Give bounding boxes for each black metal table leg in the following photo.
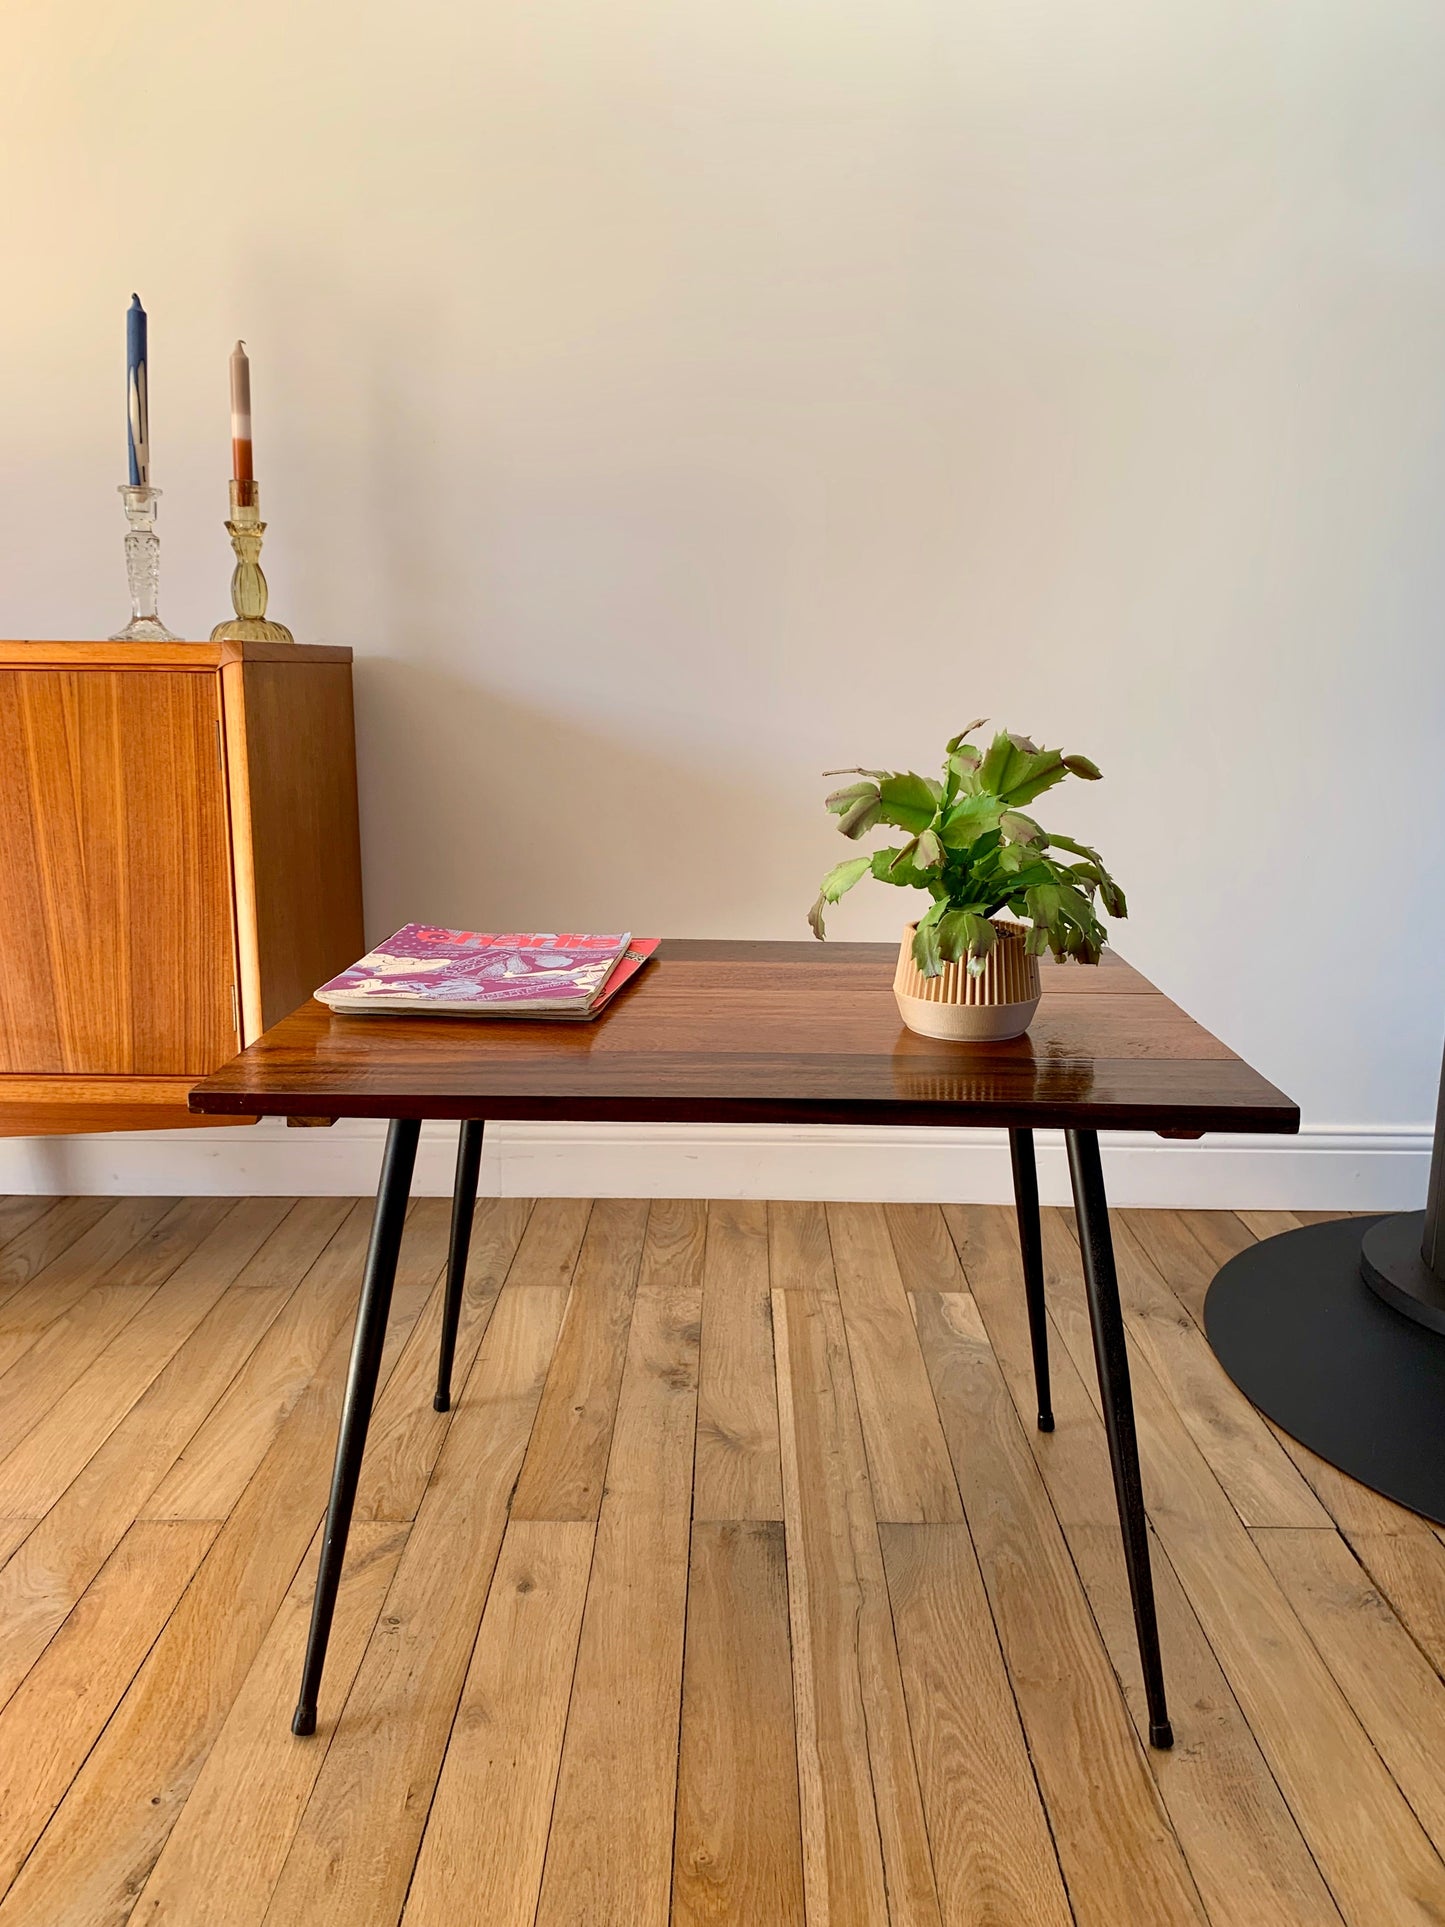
[292,1116,420,1736]
[435,1120,484,1412]
[1065,1127,1173,1750]
[1008,1127,1054,1432]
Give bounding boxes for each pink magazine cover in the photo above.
[316,927,630,1011]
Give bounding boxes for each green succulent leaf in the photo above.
[877,771,941,834]
[824,780,879,815]
[946,746,982,794]
[939,793,1003,848]
[1045,833,1102,863]
[807,855,872,938]
[913,828,945,870]
[944,720,988,753]
[937,909,996,967]
[868,846,929,890]
[836,796,884,839]
[999,809,1043,844]
[911,899,947,977]
[819,855,872,900]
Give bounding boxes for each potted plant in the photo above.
[808,722,1127,1040]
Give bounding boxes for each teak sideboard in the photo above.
[0,639,364,1136]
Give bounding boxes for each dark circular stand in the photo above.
[1205,1215,1445,1526]
[1360,1209,1445,1333]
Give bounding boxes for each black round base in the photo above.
[1360,1211,1445,1334]
[1205,1216,1445,1527]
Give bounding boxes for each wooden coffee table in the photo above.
[190,940,1297,1748]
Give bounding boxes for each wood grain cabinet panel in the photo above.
[0,641,363,1134]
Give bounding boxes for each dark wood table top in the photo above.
[189,940,1297,1135]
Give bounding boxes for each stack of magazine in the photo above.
[315,927,659,1022]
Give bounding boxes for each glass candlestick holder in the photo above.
[210,479,294,643]
[109,484,181,641]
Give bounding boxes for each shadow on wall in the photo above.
[350,656,803,944]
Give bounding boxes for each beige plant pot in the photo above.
[894,920,1042,1041]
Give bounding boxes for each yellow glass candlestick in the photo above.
[211,479,294,643]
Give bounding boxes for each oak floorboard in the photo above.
[0,1196,229,1444]
[1037,1211,1445,1927]
[1066,1208,1330,1528]
[534,1285,701,1927]
[0,1194,1438,1927]
[1344,1528,1445,1678]
[0,1518,218,1894]
[880,1521,1072,1927]
[1255,1527,1445,1853]
[774,1288,942,1927]
[912,1288,1206,1927]
[261,1286,569,1927]
[0,1195,115,1291]
[511,1196,649,1520]
[138,1200,369,1522]
[885,1201,969,1294]
[352,1195,531,1522]
[0,1197,293,1517]
[956,1210,1343,1927]
[0,1230,436,1927]
[641,1196,709,1294]
[0,1521,33,1568]
[693,1200,782,1522]
[1233,1210,1304,1239]
[767,1199,836,1293]
[0,1195,171,1327]
[0,1276,298,1715]
[506,1195,593,1286]
[130,1523,406,1927]
[1122,1207,1252,1327]
[402,1520,593,1927]
[0,1194,66,1259]
[672,1521,805,1927]
[827,1202,963,1525]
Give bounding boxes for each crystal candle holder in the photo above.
[110,484,181,642]
[211,479,294,643]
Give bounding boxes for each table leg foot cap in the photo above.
[1150,1720,1174,1750]
[1037,1412,1055,1432]
[292,1705,317,1737]
[433,1392,451,1413]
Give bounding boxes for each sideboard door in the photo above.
[0,669,237,1074]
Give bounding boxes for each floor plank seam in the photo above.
[1243,1528,1445,1888]
[1146,1526,1347,1927]
[1340,1532,1445,1693]
[499,1274,599,1927]
[928,1217,1084,1924]
[0,1520,224,1914]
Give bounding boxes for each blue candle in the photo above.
[126,293,149,486]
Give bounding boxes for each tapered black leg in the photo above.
[1009,1127,1054,1432]
[1065,1127,1173,1750]
[292,1116,420,1736]
[435,1120,484,1412]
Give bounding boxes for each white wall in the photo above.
[2,0,1443,1201]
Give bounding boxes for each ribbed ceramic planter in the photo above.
[894,919,1041,1041]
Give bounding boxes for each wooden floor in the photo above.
[0,1195,1442,1925]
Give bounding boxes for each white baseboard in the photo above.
[0,1118,1430,1211]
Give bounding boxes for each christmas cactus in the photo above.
[808,722,1126,977]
